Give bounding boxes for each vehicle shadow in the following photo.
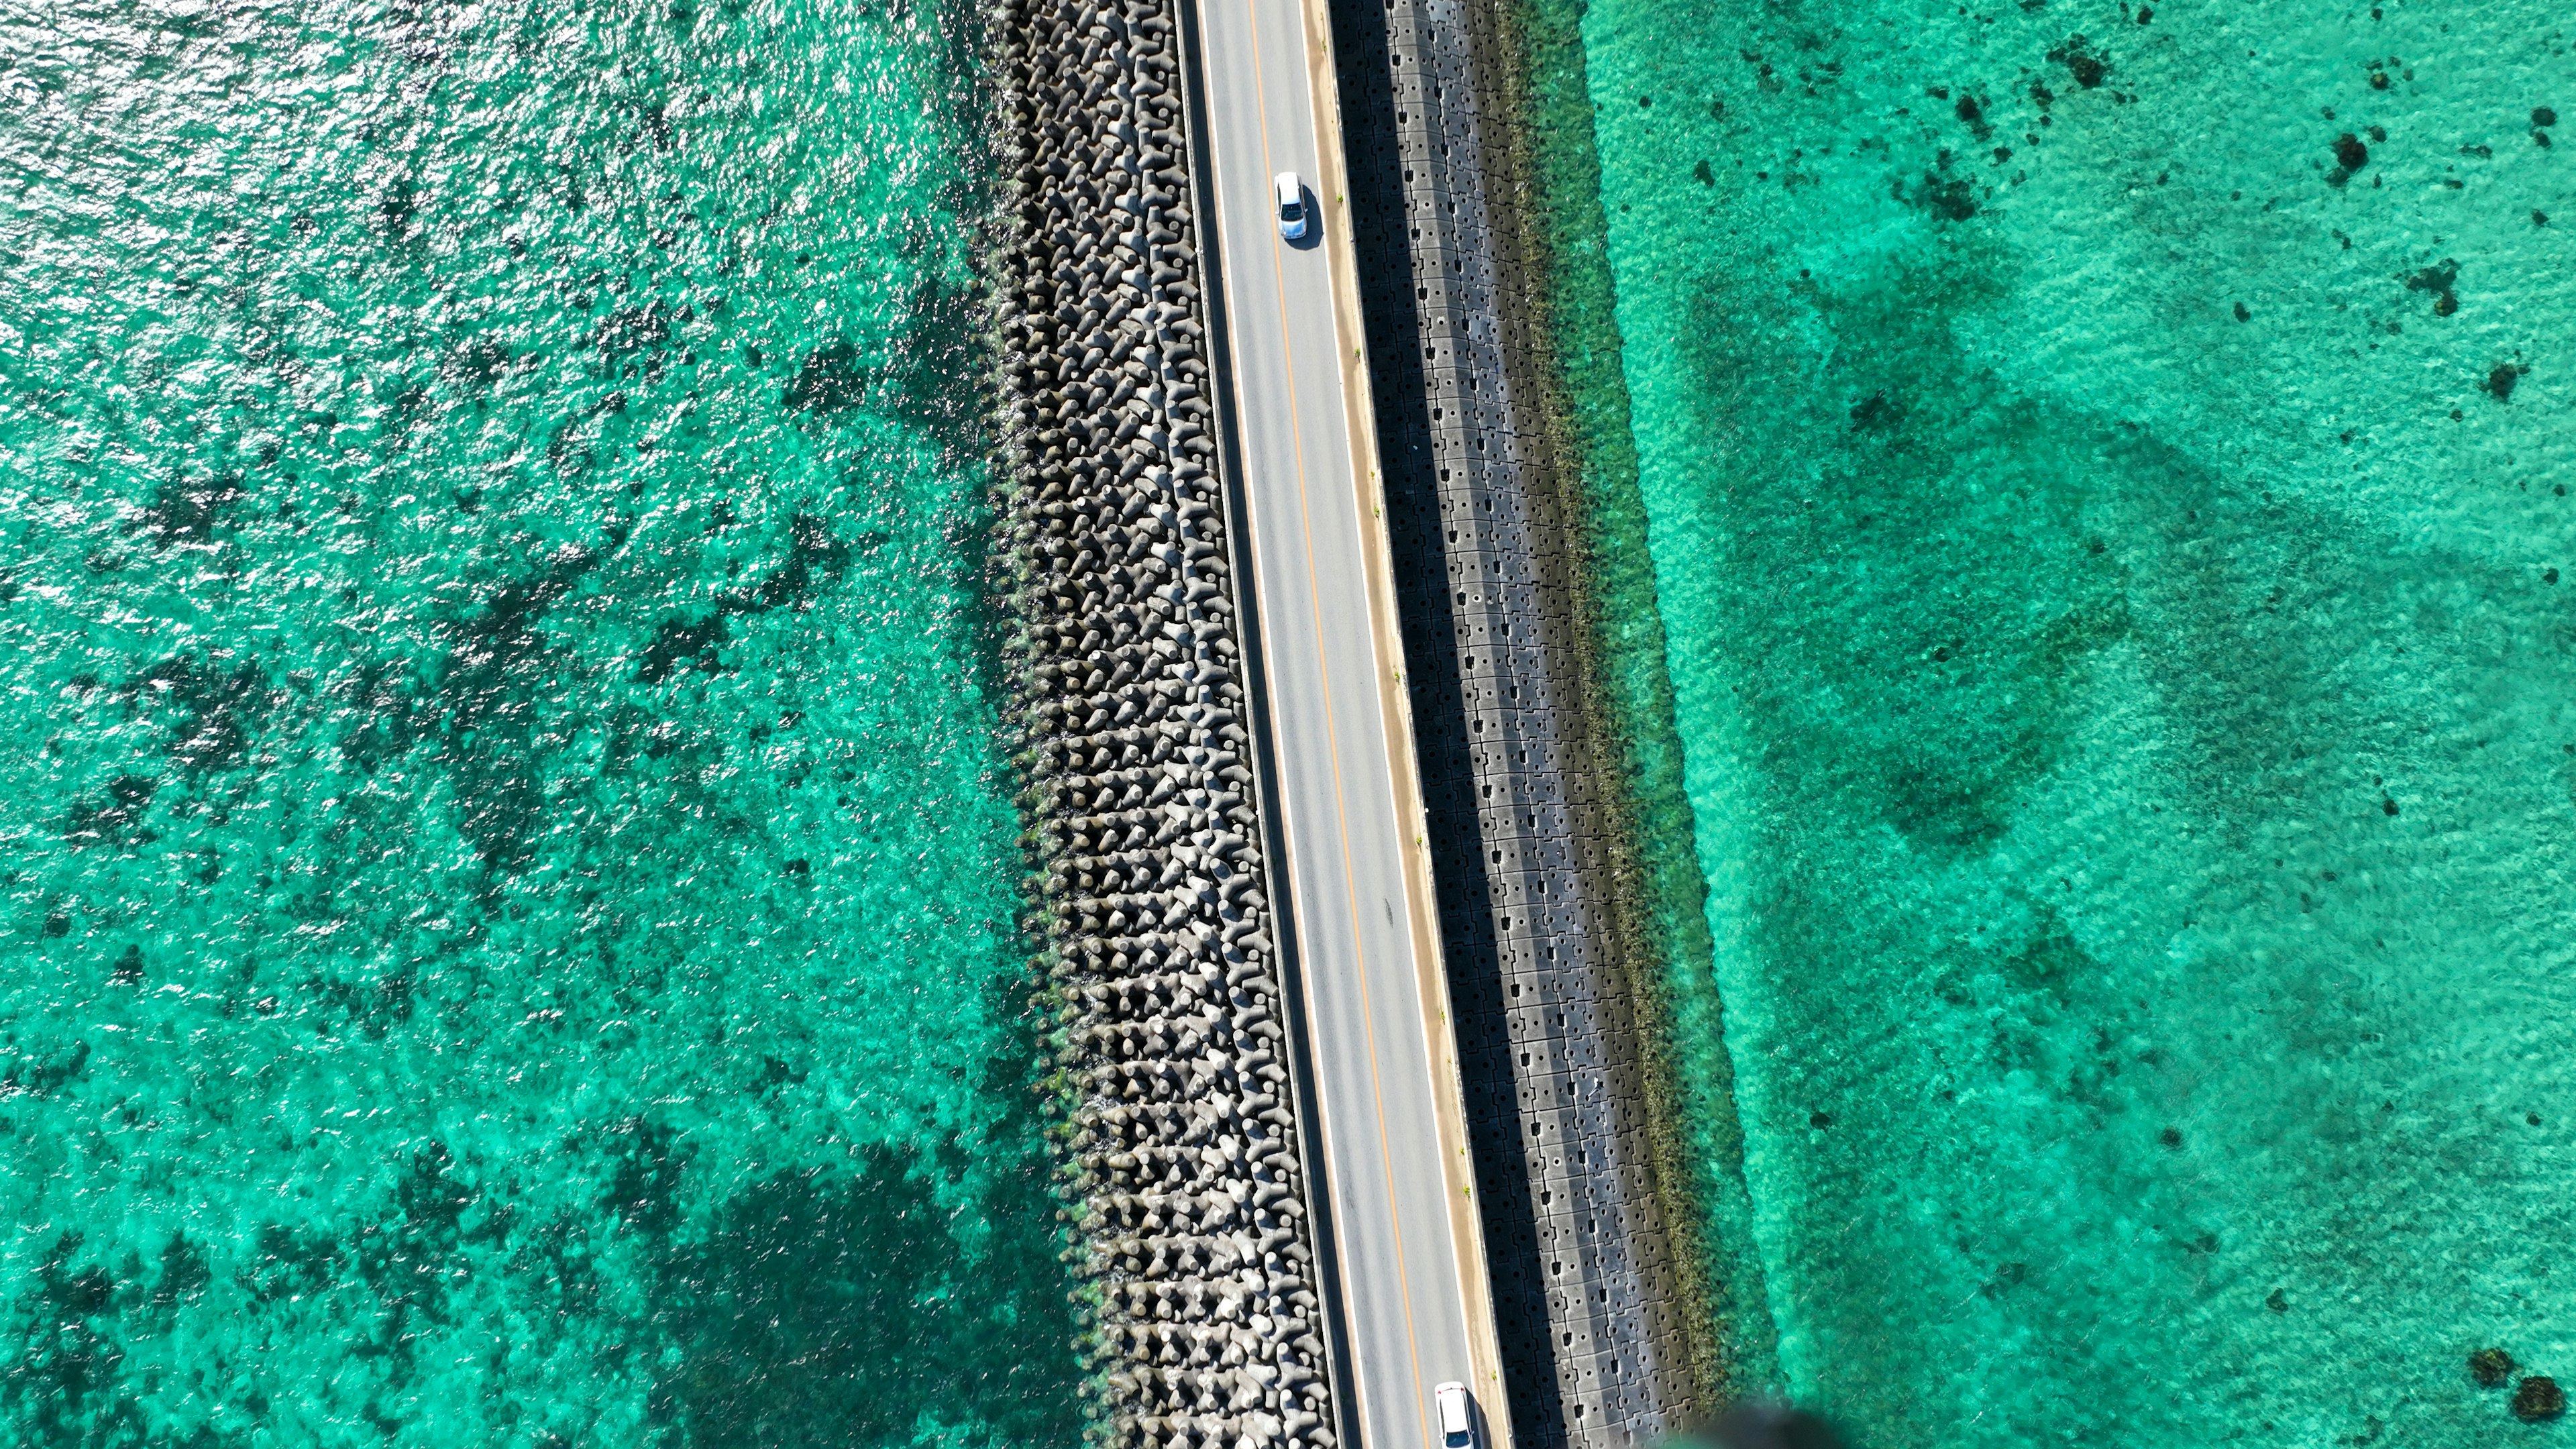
[1286,186,1323,251]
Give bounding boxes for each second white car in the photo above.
[1434,1382,1474,1449]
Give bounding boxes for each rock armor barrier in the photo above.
[983,5,1340,1449]
[1322,0,1717,1441]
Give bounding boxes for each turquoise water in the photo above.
[0,1,1083,1444]
[1551,0,2576,1442]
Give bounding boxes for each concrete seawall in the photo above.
[1322,0,1715,1442]
[982,4,1340,1448]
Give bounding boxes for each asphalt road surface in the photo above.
[1186,3,1499,1449]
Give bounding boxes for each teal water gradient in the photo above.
[1555,0,2576,1442]
[0,1,1083,1444]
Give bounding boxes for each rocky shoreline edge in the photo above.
[980,3,1340,1449]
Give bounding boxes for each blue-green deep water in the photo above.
[0,0,1085,1444]
[1540,0,2576,1442]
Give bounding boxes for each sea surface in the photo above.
[1538,0,2576,1443]
[0,1,1084,1444]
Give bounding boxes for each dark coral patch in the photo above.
[747,513,850,610]
[2404,259,2459,317]
[2473,1348,2518,1387]
[437,543,601,871]
[1849,390,1903,431]
[127,474,248,550]
[595,302,674,361]
[784,338,867,414]
[639,614,732,683]
[61,773,158,848]
[1955,93,1991,140]
[443,336,513,392]
[645,1142,1083,1449]
[1915,172,1981,221]
[5,1234,145,1442]
[121,653,274,775]
[635,513,849,684]
[2047,36,2110,89]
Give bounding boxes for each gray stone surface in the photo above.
[1323,0,1705,1443]
[985,4,1339,1446]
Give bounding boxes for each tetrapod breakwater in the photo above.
[983,4,1340,1449]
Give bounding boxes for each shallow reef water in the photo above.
[1551,0,2576,1442]
[0,0,1084,1444]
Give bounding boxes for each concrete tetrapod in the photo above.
[985,2,1338,1448]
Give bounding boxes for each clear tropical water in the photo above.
[1539,0,2576,1442]
[0,1,1083,1444]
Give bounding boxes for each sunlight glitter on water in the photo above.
[0,1,1085,1444]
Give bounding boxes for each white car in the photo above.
[1275,170,1309,239]
[1434,1381,1474,1449]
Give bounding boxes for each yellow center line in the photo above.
[1230,1,1434,1445]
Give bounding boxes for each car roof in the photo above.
[1274,170,1299,199]
[1436,1383,1470,1430]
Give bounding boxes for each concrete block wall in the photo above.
[1325,0,1703,1444]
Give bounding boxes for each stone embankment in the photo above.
[984,5,1339,1449]
[1328,0,1716,1441]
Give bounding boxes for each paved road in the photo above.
[1184,3,1507,1449]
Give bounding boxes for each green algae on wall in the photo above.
[1564,0,2576,1442]
[1499,0,1786,1400]
[0,0,1084,1444]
